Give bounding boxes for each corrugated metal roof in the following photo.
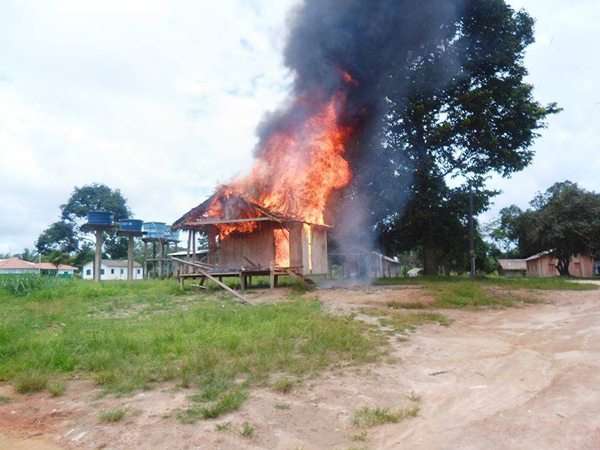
[498,259,527,271]
[525,250,555,261]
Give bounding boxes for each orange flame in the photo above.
[206,78,354,238]
[274,228,291,267]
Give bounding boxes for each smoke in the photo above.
[256,0,466,255]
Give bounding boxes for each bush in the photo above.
[0,275,68,296]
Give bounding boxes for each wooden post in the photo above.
[269,263,275,289]
[158,241,164,278]
[164,242,169,277]
[143,241,148,279]
[152,242,157,278]
[94,229,103,283]
[127,235,134,281]
[186,230,192,274]
[240,272,246,293]
[192,231,197,264]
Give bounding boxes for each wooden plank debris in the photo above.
[171,257,249,304]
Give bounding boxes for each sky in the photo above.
[0,0,598,254]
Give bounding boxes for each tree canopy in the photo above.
[369,0,559,273]
[36,184,132,265]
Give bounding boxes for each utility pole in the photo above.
[469,187,476,278]
[94,229,104,283]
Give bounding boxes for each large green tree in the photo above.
[373,0,559,274]
[493,181,600,276]
[36,184,132,263]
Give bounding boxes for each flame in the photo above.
[274,228,291,267]
[205,74,355,239]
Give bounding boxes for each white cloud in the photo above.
[0,0,298,253]
[483,0,600,224]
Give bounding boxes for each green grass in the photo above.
[0,275,68,296]
[375,275,598,291]
[352,405,419,428]
[0,279,380,413]
[0,395,11,404]
[374,276,597,310]
[429,282,517,308]
[99,408,126,423]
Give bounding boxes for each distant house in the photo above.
[0,258,77,277]
[82,260,144,281]
[498,259,527,277]
[0,258,40,275]
[525,251,594,278]
[36,263,77,277]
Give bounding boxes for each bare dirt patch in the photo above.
[2,287,600,449]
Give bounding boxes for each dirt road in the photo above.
[1,288,599,449]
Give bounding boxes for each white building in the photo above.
[82,260,144,281]
[0,258,77,277]
[0,258,40,275]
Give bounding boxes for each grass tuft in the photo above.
[406,391,421,402]
[352,405,419,428]
[240,422,255,438]
[215,422,232,432]
[0,395,11,404]
[179,387,248,423]
[15,373,48,394]
[48,381,66,397]
[351,431,368,442]
[272,377,295,394]
[99,408,126,423]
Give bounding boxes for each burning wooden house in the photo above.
[172,191,330,290]
[170,71,358,298]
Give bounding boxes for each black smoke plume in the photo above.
[256,0,466,257]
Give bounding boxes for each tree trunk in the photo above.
[423,241,438,276]
[556,256,570,277]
